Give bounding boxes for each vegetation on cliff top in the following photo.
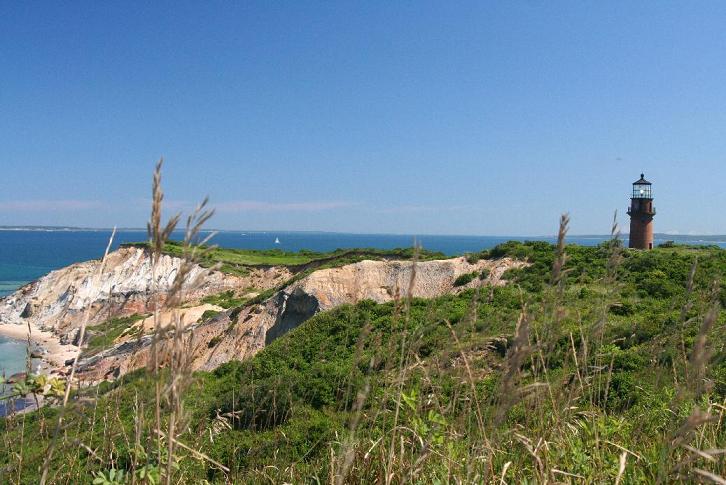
[121,240,448,276]
[2,235,724,483]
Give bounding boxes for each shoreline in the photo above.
[0,322,77,376]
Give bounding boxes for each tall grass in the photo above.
[0,163,723,483]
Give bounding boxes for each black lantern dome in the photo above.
[632,173,652,199]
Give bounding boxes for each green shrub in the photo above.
[453,272,478,287]
[636,270,678,298]
[713,362,726,399]
[465,253,480,264]
[85,314,146,354]
[202,290,249,309]
[609,300,634,316]
[200,309,221,322]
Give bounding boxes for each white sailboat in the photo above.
[274,237,280,244]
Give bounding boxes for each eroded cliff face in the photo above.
[0,245,525,382]
[76,256,525,380]
[0,247,290,341]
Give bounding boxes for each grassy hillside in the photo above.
[1,240,725,483]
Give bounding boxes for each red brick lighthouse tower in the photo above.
[627,174,656,249]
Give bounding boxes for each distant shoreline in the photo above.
[2,226,726,239]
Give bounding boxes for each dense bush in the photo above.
[453,271,477,287]
[200,309,221,321]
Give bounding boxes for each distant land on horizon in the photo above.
[0,225,725,240]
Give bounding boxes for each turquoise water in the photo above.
[0,336,28,377]
[0,336,31,415]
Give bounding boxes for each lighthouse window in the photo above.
[633,184,652,198]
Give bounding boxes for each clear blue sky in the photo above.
[1,2,725,235]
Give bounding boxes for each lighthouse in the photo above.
[627,174,656,249]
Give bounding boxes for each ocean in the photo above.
[0,335,34,415]
[1,228,725,381]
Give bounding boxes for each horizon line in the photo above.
[0,225,724,239]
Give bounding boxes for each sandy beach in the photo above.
[0,322,78,375]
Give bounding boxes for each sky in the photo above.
[1,2,726,236]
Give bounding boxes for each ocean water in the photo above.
[0,335,33,415]
[1,228,725,387]
[0,335,28,377]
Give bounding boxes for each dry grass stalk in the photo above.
[689,283,721,397]
[535,213,571,420]
[149,180,217,484]
[679,259,699,366]
[445,321,487,439]
[615,451,627,485]
[39,226,117,485]
[154,429,229,474]
[550,213,570,291]
[693,468,726,485]
[334,324,374,484]
[147,158,181,470]
[591,211,622,344]
[495,308,532,426]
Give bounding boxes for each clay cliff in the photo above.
[0,247,289,343]
[0,247,524,382]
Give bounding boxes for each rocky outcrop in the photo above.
[0,247,290,342]
[76,256,525,380]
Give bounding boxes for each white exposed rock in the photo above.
[0,246,288,340]
[290,256,517,310]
